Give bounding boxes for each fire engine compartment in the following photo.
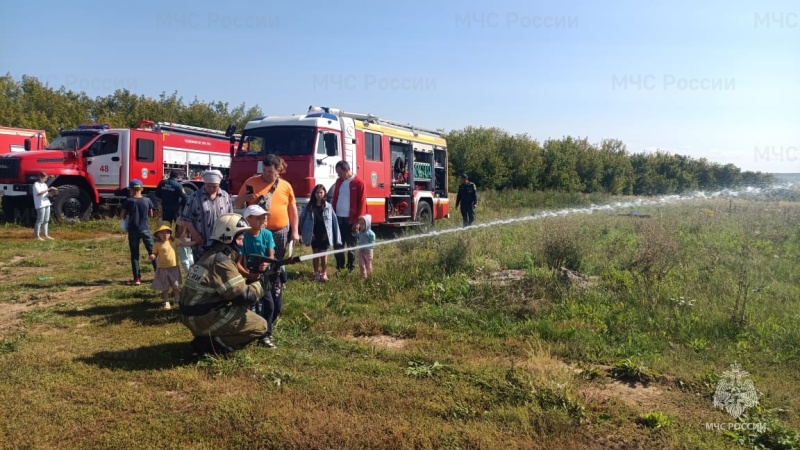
[387,142,447,220]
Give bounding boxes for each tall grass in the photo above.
[0,191,798,449]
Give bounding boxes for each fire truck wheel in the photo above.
[1,197,16,222]
[52,185,93,223]
[415,201,433,233]
[1,197,34,225]
[147,192,162,214]
[181,183,197,197]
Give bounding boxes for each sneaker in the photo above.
[133,277,141,286]
[162,301,171,310]
[257,336,276,348]
[314,272,321,281]
[321,272,329,282]
[36,236,45,241]
[44,236,54,240]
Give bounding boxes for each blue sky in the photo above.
[2,0,798,173]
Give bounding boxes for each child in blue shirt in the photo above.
[239,205,279,348]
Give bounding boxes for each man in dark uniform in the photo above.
[455,173,478,227]
[178,213,271,356]
[155,170,188,224]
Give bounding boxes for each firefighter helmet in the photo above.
[211,213,250,245]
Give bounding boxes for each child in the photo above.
[356,214,376,279]
[176,225,195,274]
[299,184,341,281]
[149,223,194,309]
[32,171,57,240]
[120,179,156,285]
[239,204,280,348]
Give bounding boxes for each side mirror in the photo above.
[229,135,237,158]
[225,124,236,137]
[24,139,31,151]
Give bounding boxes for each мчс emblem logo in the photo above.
[713,363,759,419]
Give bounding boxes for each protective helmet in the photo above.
[211,213,250,245]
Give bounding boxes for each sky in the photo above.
[1,0,798,173]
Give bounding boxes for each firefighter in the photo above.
[178,213,271,356]
[154,169,187,225]
[455,174,478,227]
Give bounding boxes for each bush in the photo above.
[540,219,584,271]
[625,221,682,281]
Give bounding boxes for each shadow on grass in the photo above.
[77,342,197,371]
[58,296,179,327]
[18,279,117,289]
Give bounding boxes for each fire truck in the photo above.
[0,126,48,154]
[228,105,449,229]
[0,120,235,223]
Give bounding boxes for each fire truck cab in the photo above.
[228,106,449,229]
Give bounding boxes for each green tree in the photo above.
[542,137,585,192]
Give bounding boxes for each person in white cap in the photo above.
[177,169,232,260]
[238,204,282,348]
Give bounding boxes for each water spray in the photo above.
[276,184,800,265]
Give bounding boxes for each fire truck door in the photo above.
[314,130,339,192]
[85,133,120,188]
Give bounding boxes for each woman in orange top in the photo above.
[233,154,300,261]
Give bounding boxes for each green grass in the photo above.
[0,191,798,448]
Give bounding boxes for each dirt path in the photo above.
[0,240,121,336]
[0,285,107,335]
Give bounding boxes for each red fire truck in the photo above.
[0,120,235,223]
[228,106,449,229]
[0,126,48,154]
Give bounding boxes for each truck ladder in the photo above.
[152,122,230,139]
[307,106,443,139]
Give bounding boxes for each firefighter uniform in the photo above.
[155,174,187,223]
[178,214,268,355]
[455,174,478,227]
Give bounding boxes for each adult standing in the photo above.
[32,171,57,240]
[455,173,478,227]
[331,160,366,272]
[155,169,188,224]
[178,170,232,261]
[233,154,299,261]
[120,179,157,285]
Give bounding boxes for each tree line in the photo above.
[447,127,774,195]
[0,74,262,137]
[1,73,774,195]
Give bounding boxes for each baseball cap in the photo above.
[460,174,468,179]
[129,179,144,188]
[243,204,270,219]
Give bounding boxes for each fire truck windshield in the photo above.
[238,126,316,156]
[46,134,96,151]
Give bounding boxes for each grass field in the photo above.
[0,189,798,449]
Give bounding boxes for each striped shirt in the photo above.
[179,189,232,250]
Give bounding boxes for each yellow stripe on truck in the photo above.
[354,122,446,147]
